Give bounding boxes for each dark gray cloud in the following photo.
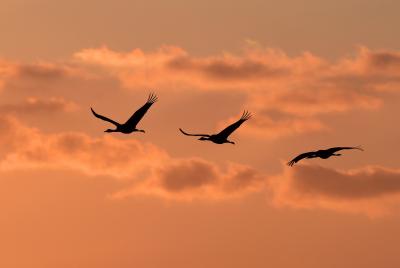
[367,51,400,69]
[17,64,69,80]
[0,97,77,114]
[166,56,288,80]
[157,160,218,192]
[283,165,400,200]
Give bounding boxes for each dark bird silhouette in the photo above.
[179,110,252,144]
[91,93,158,134]
[287,146,363,166]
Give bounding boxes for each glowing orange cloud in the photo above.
[74,46,396,138]
[1,46,397,139]
[0,116,168,177]
[0,116,266,200]
[2,115,400,215]
[115,158,266,200]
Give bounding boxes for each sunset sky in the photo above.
[2,0,400,267]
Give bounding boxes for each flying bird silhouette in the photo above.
[179,110,252,144]
[287,146,363,166]
[91,93,158,134]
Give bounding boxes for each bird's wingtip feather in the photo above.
[241,110,252,120]
[147,92,158,103]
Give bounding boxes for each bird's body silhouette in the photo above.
[91,93,157,134]
[287,146,363,166]
[179,111,251,144]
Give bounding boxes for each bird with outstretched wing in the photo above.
[179,110,252,144]
[91,92,158,134]
[287,146,363,166]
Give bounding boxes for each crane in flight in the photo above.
[91,93,158,134]
[287,146,363,166]
[179,110,252,145]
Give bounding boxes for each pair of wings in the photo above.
[91,93,158,127]
[179,110,252,139]
[287,146,363,166]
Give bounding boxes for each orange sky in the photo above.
[1,0,400,267]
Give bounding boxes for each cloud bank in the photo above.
[74,45,398,137]
[2,45,400,216]
[2,115,400,215]
[0,115,266,200]
[1,45,398,139]
[271,164,400,216]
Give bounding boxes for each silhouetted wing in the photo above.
[325,146,364,154]
[287,151,316,166]
[179,128,210,137]
[215,110,252,138]
[91,108,119,126]
[125,93,158,127]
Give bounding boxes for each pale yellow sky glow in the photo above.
[1,1,400,267]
